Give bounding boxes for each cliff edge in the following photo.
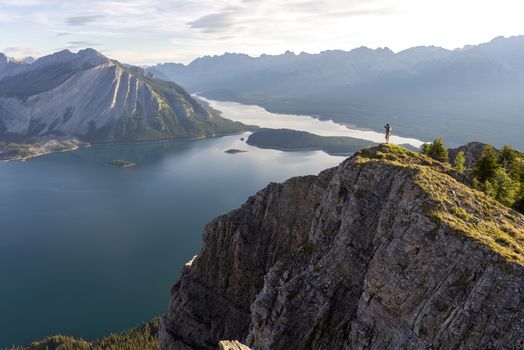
[160,144,524,350]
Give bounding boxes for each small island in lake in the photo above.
[225,149,247,154]
[105,159,137,168]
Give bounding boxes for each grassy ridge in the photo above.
[357,144,524,266]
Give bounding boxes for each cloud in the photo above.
[1,0,523,66]
[0,0,56,5]
[188,12,235,33]
[2,46,40,57]
[185,1,398,35]
[65,15,103,26]
[66,40,101,49]
[0,10,16,23]
[319,6,399,19]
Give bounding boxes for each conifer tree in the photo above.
[474,145,499,183]
[492,167,519,206]
[421,138,449,162]
[455,151,466,173]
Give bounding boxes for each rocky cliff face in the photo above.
[0,49,245,142]
[160,144,524,350]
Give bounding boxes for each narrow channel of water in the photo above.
[201,97,425,148]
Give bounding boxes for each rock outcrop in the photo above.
[160,144,524,350]
[218,341,251,350]
[448,142,490,167]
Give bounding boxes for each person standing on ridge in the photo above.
[384,123,392,144]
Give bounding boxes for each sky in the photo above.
[1,0,524,65]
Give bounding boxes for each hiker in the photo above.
[384,123,392,144]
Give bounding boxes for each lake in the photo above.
[201,97,425,148]
[0,132,342,347]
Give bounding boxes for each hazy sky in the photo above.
[1,0,523,65]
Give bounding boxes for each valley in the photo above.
[2,36,524,350]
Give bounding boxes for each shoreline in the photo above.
[0,140,89,163]
[247,144,350,156]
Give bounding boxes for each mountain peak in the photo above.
[0,52,20,64]
[30,48,109,70]
[0,48,248,143]
[488,34,524,44]
[29,49,74,68]
[75,48,110,67]
[76,48,107,59]
[15,56,35,64]
[0,53,28,80]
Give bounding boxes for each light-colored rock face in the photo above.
[0,49,243,142]
[160,145,524,350]
[1,63,158,135]
[218,340,251,350]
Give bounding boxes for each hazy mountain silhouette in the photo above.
[150,36,524,149]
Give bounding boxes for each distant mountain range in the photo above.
[0,49,246,143]
[149,36,524,149]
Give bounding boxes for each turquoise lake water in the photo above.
[0,132,342,347]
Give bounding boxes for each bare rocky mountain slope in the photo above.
[160,144,524,350]
[0,49,245,143]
